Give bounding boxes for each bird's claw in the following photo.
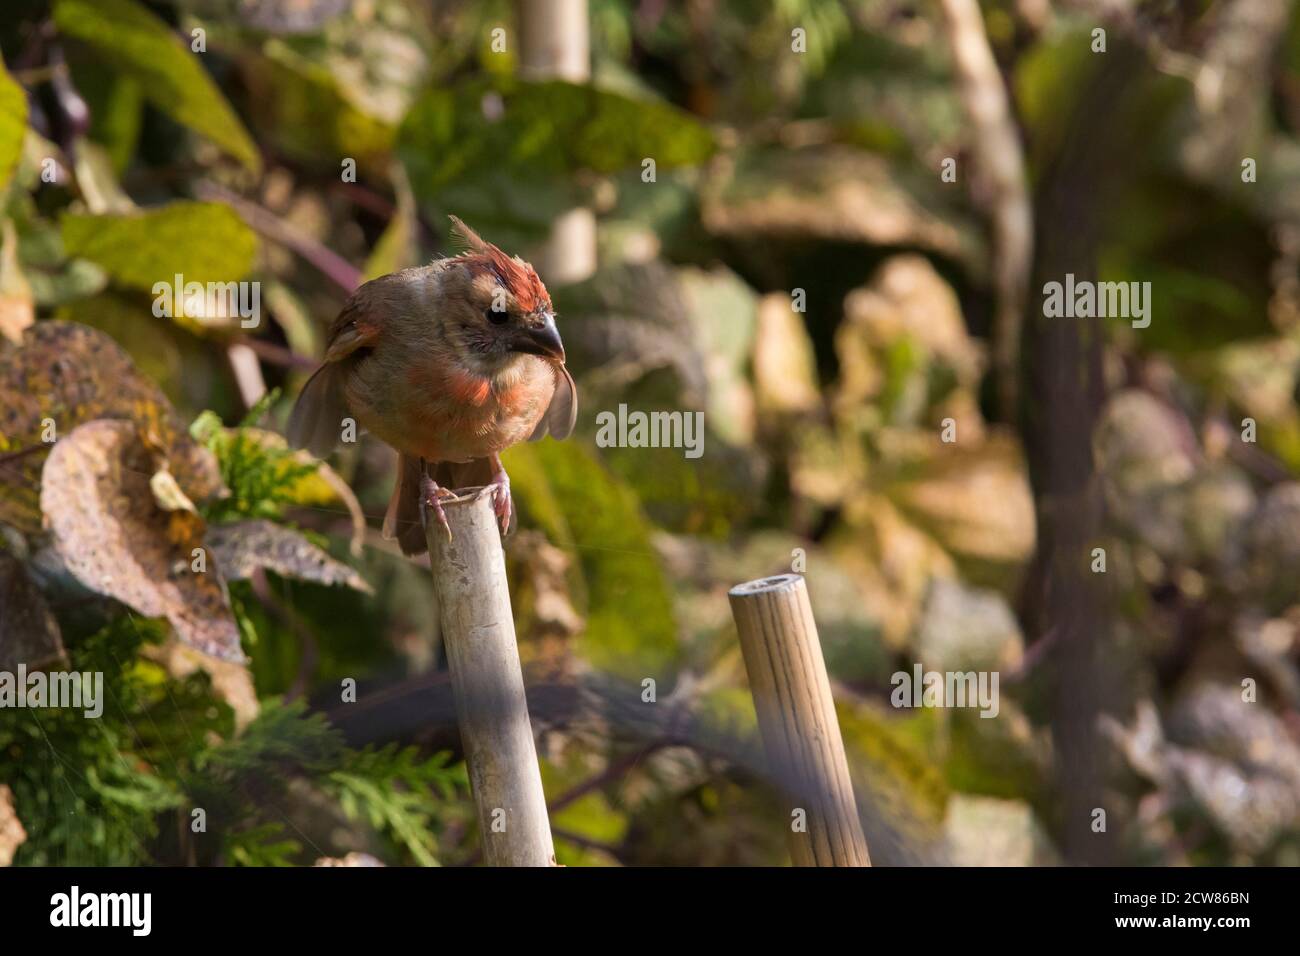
[419,473,456,542]
[487,470,512,536]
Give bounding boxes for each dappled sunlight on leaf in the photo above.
[52,0,261,172]
[40,420,244,661]
[206,518,371,594]
[505,439,679,680]
[61,202,258,300]
[0,321,223,535]
[0,55,26,193]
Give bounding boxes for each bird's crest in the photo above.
[448,215,551,313]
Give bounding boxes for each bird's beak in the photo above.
[515,312,565,363]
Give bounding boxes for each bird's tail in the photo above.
[382,455,512,557]
[383,453,430,556]
[287,363,348,458]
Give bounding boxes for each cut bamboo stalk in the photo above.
[424,488,555,867]
[728,574,871,866]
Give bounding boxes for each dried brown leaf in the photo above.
[39,420,243,661]
[206,518,371,593]
[888,436,1036,565]
[0,296,33,347]
[508,530,583,677]
[0,220,33,345]
[0,321,223,535]
[0,784,26,867]
[753,293,820,416]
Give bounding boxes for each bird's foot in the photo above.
[419,471,456,542]
[487,468,512,536]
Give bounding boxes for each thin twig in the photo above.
[227,342,268,410]
[551,827,621,858]
[233,335,318,371]
[548,742,666,816]
[456,740,665,867]
[195,181,362,294]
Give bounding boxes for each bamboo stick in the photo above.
[425,488,555,867]
[728,574,871,866]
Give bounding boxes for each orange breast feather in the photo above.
[445,368,492,406]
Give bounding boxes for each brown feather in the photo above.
[286,362,348,457]
[529,364,577,441]
[447,215,550,314]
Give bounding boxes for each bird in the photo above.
[287,216,577,556]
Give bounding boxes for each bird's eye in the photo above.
[485,305,509,325]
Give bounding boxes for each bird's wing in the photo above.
[529,363,577,441]
[287,289,382,456]
[323,296,382,363]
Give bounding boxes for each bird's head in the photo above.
[437,216,564,369]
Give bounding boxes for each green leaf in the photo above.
[504,439,680,680]
[66,54,144,173]
[540,753,627,866]
[225,822,301,867]
[327,746,462,867]
[0,54,26,193]
[799,29,961,159]
[61,201,258,291]
[7,189,109,305]
[240,40,395,172]
[398,78,715,209]
[1096,176,1273,353]
[52,0,260,172]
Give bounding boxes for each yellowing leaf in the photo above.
[195,423,365,553]
[61,201,257,292]
[144,635,259,729]
[53,0,261,172]
[0,54,27,192]
[363,167,417,281]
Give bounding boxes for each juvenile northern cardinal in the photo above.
[287,217,576,555]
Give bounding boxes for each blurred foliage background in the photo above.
[2,0,1300,867]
